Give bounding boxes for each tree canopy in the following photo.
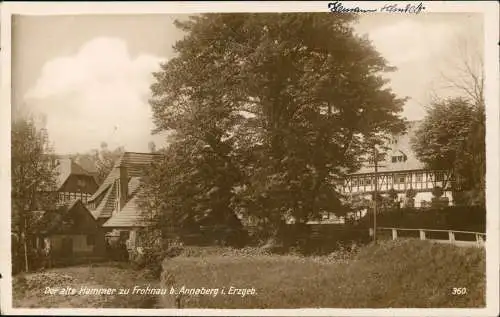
[412,36,485,206]
[144,13,407,244]
[411,97,485,205]
[11,116,58,271]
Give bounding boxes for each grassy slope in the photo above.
[13,263,158,308]
[159,240,485,308]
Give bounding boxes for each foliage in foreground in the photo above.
[11,117,59,273]
[159,240,485,308]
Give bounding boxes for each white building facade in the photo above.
[342,121,454,208]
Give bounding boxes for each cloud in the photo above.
[367,19,455,67]
[26,37,166,154]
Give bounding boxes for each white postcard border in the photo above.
[1,2,498,316]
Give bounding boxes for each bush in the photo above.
[178,245,271,258]
[357,205,485,233]
[130,241,184,279]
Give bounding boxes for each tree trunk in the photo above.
[23,217,29,272]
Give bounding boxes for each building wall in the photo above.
[47,232,106,257]
[343,182,453,209]
[414,191,453,207]
[60,174,99,194]
[50,234,93,255]
[58,174,98,205]
[57,191,93,205]
[344,170,452,194]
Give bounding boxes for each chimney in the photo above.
[119,165,128,210]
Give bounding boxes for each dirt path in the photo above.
[13,263,160,308]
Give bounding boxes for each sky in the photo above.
[11,13,483,155]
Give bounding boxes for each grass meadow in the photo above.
[159,240,486,308]
[12,240,485,309]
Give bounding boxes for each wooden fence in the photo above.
[370,227,486,248]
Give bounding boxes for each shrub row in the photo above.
[357,205,486,233]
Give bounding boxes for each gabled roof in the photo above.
[88,152,161,202]
[90,183,117,219]
[88,168,119,203]
[350,120,426,175]
[102,191,152,228]
[114,152,163,175]
[31,199,99,235]
[72,156,98,174]
[87,152,162,221]
[55,158,96,190]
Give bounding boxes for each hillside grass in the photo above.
[159,240,485,308]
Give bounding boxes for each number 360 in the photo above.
[452,287,467,295]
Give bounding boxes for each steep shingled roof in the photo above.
[102,192,152,228]
[55,158,96,190]
[350,120,426,175]
[87,152,162,222]
[90,184,117,219]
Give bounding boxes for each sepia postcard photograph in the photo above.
[0,1,499,316]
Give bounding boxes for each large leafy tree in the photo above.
[11,117,58,271]
[412,36,485,206]
[146,13,406,244]
[411,98,485,205]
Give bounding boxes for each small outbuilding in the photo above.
[31,199,106,265]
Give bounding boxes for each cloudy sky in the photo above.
[11,13,483,155]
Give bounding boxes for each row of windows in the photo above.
[391,155,406,163]
[58,192,92,204]
[350,173,445,187]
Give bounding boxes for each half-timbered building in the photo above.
[342,121,454,208]
[54,157,99,205]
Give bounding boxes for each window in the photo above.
[359,177,370,186]
[416,173,423,182]
[435,173,444,182]
[392,155,406,163]
[86,235,95,246]
[394,174,406,184]
[352,178,358,187]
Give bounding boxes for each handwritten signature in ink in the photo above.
[328,2,427,14]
